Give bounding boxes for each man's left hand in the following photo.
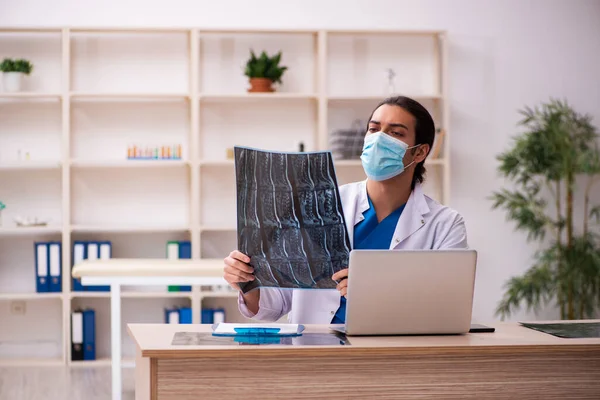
[332,268,349,298]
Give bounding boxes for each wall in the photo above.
[2,0,600,322]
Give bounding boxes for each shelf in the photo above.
[0,226,62,236]
[203,291,239,298]
[0,161,61,171]
[70,292,111,298]
[70,159,189,169]
[71,225,191,233]
[0,358,64,367]
[69,357,135,368]
[327,94,442,102]
[0,292,63,301]
[70,92,189,101]
[200,160,234,167]
[200,225,236,232]
[0,92,62,99]
[121,291,193,298]
[200,93,318,101]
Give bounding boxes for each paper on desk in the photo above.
[213,323,303,335]
[235,146,351,294]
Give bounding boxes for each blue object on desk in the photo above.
[234,327,281,335]
[211,324,305,338]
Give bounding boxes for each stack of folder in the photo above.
[34,241,62,292]
[165,306,192,324]
[71,308,96,361]
[72,241,112,292]
[164,307,225,324]
[166,240,191,292]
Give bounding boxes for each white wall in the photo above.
[2,0,600,322]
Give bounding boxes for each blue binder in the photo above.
[178,241,191,292]
[48,242,62,293]
[34,242,49,293]
[165,307,179,324]
[72,241,86,292]
[201,308,214,324]
[179,307,192,324]
[82,309,96,360]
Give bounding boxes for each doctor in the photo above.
[223,95,468,324]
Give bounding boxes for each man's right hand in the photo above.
[223,250,255,291]
[223,250,260,315]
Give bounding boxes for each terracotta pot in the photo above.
[248,78,274,93]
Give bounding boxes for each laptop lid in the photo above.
[342,249,477,336]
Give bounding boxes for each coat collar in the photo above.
[353,179,431,248]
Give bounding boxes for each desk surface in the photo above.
[128,321,600,359]
[72,258,224,278]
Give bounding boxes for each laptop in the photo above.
[332,249,477,336]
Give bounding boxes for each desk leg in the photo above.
[111,283,122,400]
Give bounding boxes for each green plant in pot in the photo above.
[244,50,287,93]
[491,98,600,320]
[0,58,33,92]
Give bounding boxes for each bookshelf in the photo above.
[0,27,450,366]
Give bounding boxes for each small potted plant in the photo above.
[1,58,34,92]
[244,50,287,93]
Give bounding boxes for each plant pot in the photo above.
[2,72,24,92]
[248,78,274,93]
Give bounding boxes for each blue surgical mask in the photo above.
[360,131,417,181]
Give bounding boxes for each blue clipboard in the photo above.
[211,323,305,337]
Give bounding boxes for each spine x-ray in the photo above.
[235,146,351,294]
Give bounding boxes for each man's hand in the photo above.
[223,250,255,291]
[332,268,349,297]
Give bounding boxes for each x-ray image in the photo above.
[235,146,351,294]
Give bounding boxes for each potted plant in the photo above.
[1,58,33,92]
[491,99,600,320]
[244,50,287,93]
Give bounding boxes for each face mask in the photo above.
[360,131,418,181]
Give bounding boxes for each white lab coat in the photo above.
[237,180,469,324]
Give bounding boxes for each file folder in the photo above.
[86,242,110,292]
[165,307,179,324]
[201,308,214,324]
[178,241,192,292]
[213,308,226,324]
[35,242,49,293]
[95,242,111,292]
[48,242,62,293]
[179,307,192,324]
[166,241,180,292]
[83,309,96,360]
[71,310,84,361]
[72,241,86,292]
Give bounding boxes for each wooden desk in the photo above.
[128,322,600,399]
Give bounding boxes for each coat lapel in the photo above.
[346,180,369,249]
[389,183,430,249]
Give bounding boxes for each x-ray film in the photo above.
[235,146,351,294]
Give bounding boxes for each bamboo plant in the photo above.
[491,99,600,320]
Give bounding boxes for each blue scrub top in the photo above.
[331,196,405,324]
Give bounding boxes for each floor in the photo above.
[0,367,135,400]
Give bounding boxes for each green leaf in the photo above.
[243,49,287,83]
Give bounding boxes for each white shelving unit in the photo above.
[0,27,450,367]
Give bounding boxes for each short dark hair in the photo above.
[367,95,436,187]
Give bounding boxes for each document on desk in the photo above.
[234,146,351,294]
